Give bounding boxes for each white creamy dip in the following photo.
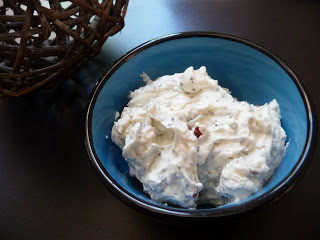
[111,66,287,208]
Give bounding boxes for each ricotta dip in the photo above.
[111,66,288,208]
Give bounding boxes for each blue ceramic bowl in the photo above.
[85,32,316,218]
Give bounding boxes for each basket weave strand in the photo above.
[0,0,128,97]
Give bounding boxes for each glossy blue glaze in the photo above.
[87,33,312,216]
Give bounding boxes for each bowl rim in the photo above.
[85,31,317,218]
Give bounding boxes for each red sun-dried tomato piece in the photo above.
[188,125,202,138]
[194,127,202,138]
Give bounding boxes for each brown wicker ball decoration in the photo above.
[0,0,129,97]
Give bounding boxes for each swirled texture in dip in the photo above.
[111,66,287,208]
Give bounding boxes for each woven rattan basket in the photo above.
[0,0,128,97]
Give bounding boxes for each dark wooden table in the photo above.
[1,1,319,239]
